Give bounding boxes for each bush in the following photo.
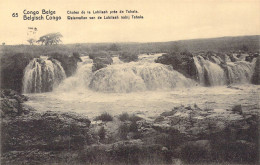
[118,113,130,122]
[94,112,113,122]
[118,113,142,122]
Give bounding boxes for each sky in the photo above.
[0,0,260,45]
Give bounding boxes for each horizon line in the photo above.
[2,34,260,46]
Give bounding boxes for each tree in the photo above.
[27,38,36,45]
[37,32,63,45]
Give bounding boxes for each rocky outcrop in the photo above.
[85,103,259,164]
[152,105,259,139]
[89,52,113,72]
[0,52,81,93]
[1,90,259,164]
[155,51,198,80]
[1,89,29,117]
[252,56,260,84]
[49,52,82,77]
[156,51,259,86]
[119,52,138,63]
[0,53,39,92]
[1,89,95,164]
[149,105,259,163]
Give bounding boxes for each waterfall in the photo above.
[56,56,93,92]
[23,57,66,93]
[226,61,255,84]
[56,54,195,93]
[193,55,256,86]
[39,53,257,94]
[193,56,227,86]
[89,62,195,92]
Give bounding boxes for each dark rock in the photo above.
[231,104,243,115]
[48,52,82,77]
[0,53,40,92]
[155,51,198,80]
[1,89,29,117]
[119,52,138,63]
[92,62,108,72]
[1,111,93,153]
[161,110,176,117]
[89,51,113,72]
[252,56,260,84]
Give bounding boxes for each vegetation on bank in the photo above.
[1,35,259,56]
[94,112,113,122]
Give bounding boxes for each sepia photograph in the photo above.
[0,0,259,164]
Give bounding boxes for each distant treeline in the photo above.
[1,35,259,56]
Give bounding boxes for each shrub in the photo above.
[118,113,142,122]
[118,113,130,122]
[94,112,113,122]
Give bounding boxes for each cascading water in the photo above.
[90,63,195,92]
[23,57,66,93]
[193,55,256,86]
[226,60,256,84]
[56,56,93,92]
[23,53,259,118]
[193,56,227,86]
[57,54,195,93]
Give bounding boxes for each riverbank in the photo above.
[1,89,259,164]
